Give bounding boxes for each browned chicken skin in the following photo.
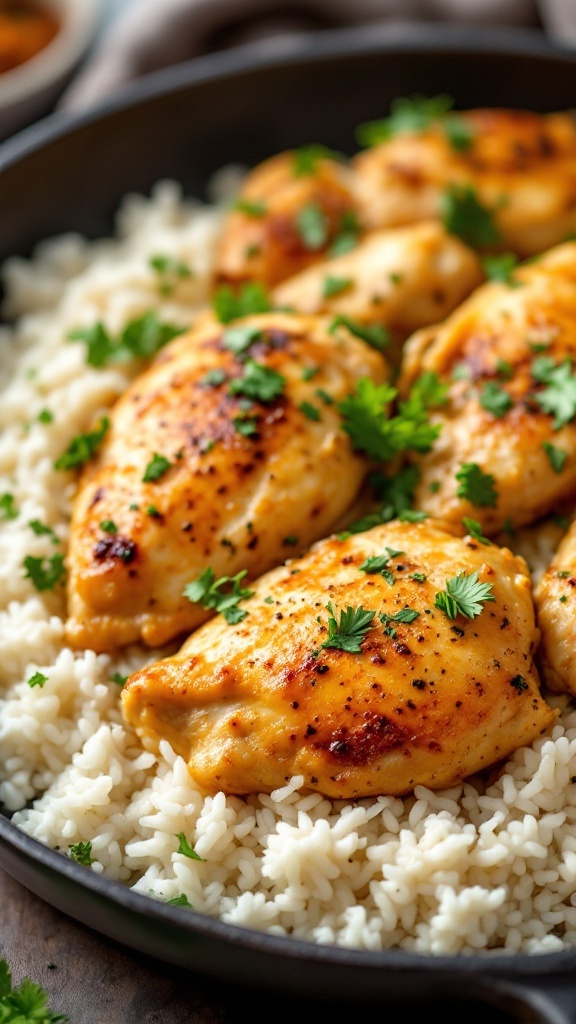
[65,312,388,651]
[397,242,576,534]
[121,519,555,798]
[534,520,576,696]
[214,150,360,289]
[354,108,576,256]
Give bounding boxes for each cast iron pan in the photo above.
[2,21,576,1021]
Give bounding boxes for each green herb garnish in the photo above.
[441,184,500,248]
[542,441,568,473]
[296,202,329,250]
[23,554,65,592]
[329,315,390,352]
[320,602,375,653]
[176,833,205,861]
[212,281,271,323]
[478,381,513,418]
[0,956,68,1023]
[69,841,94,866]
[183,567,254,624]
[434,570,495,619]
[228,360,286,403]
[455,462,498,507]
[142,453,172,483]
[27,671,47,688]
[531,356,576,429]
[54,417,109,471]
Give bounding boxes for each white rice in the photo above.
[2,179,576,957]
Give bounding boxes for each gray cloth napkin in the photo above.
[58,0,576,112]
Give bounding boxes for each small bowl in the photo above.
[0,0,101,140]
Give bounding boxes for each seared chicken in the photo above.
[397,241,576,534]
[213,149,360,289]
[65,312,388,651]
[121,519,555,799]
[272,221,484,363]
[534,518,576,695]
[354,108,576,256]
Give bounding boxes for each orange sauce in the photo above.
[0,1,60,74]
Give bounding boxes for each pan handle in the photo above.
[478,976,576,1024]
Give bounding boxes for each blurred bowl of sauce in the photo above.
[0,0,100,139]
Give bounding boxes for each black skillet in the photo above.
[2,21,576,1022]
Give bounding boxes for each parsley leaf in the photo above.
[542,441,568,473]
[69,841,94,866]
[27,671,47,688]
[167,893,192,907]
[434,570,495,619]
[356,94,456,144]
[292,144,341,176]
[481,252,519,285]
[320,602,375,653]
[380,607,420,636]
[329,315,390,352]
[0,493,18,520]
[531,356,576,429]
[111,672,128,686]
[441,184,501,248]
[69,312,185,367]
[462,517,491,545]
[222,324,263,356]
[54,417,109,471]
[23,554,65,592]
[295,202,329,250]
[299,401,321,421]
[323,275,353,298]
[455,462,498,507]
[183,568,254,624]
[328,211,361,257]
[228,360,286,402]
[479,381,513,418]
[233,198,267,217]
[142,453,172,483]
[212,281,271,323]
[175,832,205,861]
[338,374,443,463]
[0,957,68,1023]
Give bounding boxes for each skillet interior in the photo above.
[2,21,576,1017]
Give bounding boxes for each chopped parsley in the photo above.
[69,311,185,367]
[295,202,329,250]
[23,554,65,592]
[183,567,254,624]
[222,324,263,356]
[69,841,94,866]
[328,211,361,257]
[149,254,192,294]
[434,570,495,620]
[323,275,353,297]
[283,535,299,546]
[481,252,519,285]
[99,519,118,534]
[233,414,259,437]
[339,465,420,538]
[0,493,18,520]
[542,441,568,473]
[359,547,404,576]
[356,94,473,152]
[0,956,68,1023]
[167,893,192,907]
[27,520,58,545]
[292,144,341,176]
[455,462,498,508]
[299,401,321,421]
[202,368,227,387]
[510,674,529,693]
[338,373,444,463]
[228,360,286,402]
[329,315,390,352]
[462,517,491,545]
[54,417,109,471]
[441,184,500,248]
[111,672,128,686]
[142,453,172,483]
[212,281,270,323]
[301,366,319,381]
[38,408,53,423]
[176,833,205,861]
[531,356,576,429]
[380,607,420,637]
[233,198,267,217]
[27,671,47,688]
[320,602,375,653]
[478,381,513,418]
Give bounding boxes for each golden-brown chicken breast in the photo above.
[65,312,388,652]
[121,519,555,799]
[213,149,360,289]
[354,108,576,256]
[533,517,576,695]
[397,241,576,534]
[272,221,484,362]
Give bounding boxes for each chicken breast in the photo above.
[65,312,388,652]
[354,108,576,256]
[272,221,484,363]
[534,518,576,695]
[121,519,555,799]
[397,241,576,534]
[213,149,360,289]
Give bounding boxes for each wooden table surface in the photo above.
[0,864,520,1024]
